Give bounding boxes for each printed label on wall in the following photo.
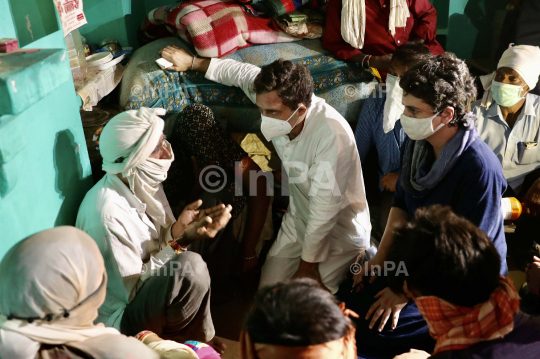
[54,0,88,36]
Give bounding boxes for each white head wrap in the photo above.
[341,0,410,50]
[100,107,174,227]
[0,227,119,359]
[480,45,540,107]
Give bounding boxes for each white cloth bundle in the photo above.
[480,45,540,107]
[99,107,174,227]
[0,227,120,359]
[383,75,405,133]
[341,0,410,50]
[147,340,199,359]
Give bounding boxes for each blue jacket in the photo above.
[393,138,508,275]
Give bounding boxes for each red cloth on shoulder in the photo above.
[322,0,444,60]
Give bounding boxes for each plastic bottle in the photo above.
[501,197,522,221]
[81,35,91,57]
[65,29,87,82]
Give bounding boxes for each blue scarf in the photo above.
[401,115,478,194]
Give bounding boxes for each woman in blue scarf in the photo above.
[340,56,508,359]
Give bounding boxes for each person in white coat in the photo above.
[160,46,371,294]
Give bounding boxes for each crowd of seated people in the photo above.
[2,2,540,358]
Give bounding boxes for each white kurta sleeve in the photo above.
[102,215,176,288]
[301,132,354,263]
[205,58,261,103]
[140,224,176,282]
[103,215,146,278]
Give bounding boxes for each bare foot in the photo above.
[207,337,227,355]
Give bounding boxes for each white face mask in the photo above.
[400,111,443,140]
[491,81,526,107]
[383,74,405,133]
[260,107,301,141]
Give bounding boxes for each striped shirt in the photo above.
[474,93,540,193]
[354,94,405,190]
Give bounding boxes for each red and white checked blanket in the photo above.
[141,0,300,58]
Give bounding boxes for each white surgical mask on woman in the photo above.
[491,81,526,107]
[400,111,443,141]
[260,107,301,141]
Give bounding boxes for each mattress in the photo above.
[120,37,377,132]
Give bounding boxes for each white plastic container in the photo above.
[501,197,523,221]
[65,29,87,83]
[86,51,113,66]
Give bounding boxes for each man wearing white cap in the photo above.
[473,44,540,266]
[76,107,231,351]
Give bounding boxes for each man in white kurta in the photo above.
[160,47,371,293]
[76,107,232,346]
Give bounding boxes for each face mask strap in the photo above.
[519,84,527,99]
[287,106,303,130]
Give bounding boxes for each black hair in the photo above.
[399,56,477,127]
[252,59,314,110]
[392,42,433,69]
[245,279,351,346]
[387,205,501,307]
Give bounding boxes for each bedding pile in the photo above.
[141,0,301,58]
[120,37,376,133]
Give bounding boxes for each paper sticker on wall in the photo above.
[54,0,88,36]
[8,0,60,47]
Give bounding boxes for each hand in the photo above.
[159,45,193,72]
[523,178,540,217]
[381,172,399,192]
[369,54,393,72]
[352,253,384,293]
[526,256,540,296]
[172,200,203,238]
[206,337,227,355]
[393,349,431,359]
[339,302,360,319]
[183,204,232,242]
[366,287,408,332]
[291,260,326,290]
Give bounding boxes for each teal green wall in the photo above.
[0,0,93,260]
[7,0,60,47]
[78,0,173,49]
[432,0,508,60]
[79,0,134,48]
